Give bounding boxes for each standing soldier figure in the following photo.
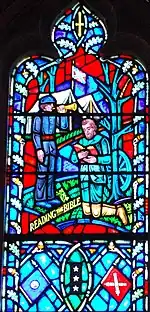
[33,95,68,207]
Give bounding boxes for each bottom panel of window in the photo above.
[1,240,148,312]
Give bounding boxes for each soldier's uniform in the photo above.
[33,95,68,205]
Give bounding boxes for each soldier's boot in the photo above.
[82,202,91,215]
[101,204,128,225]
[91,204,101,218]
[117,205,128,225]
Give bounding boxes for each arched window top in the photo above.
[51,1,107,57]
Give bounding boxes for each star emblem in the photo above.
[73,275,79,282]
[73,266,79,272]
[73,285,79,292]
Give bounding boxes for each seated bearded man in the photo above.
[71,118,128,224]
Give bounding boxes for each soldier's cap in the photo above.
[39,95,56,107]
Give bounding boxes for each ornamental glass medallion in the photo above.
[1,1,149,311]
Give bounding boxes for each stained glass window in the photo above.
[1,1,149,311]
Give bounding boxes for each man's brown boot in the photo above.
[92,204,101,218]
[117,205,128,225]
[82,202,91,215]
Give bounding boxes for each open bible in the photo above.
[73,143,98,155]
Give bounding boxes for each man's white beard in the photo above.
[86,134,94,139]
